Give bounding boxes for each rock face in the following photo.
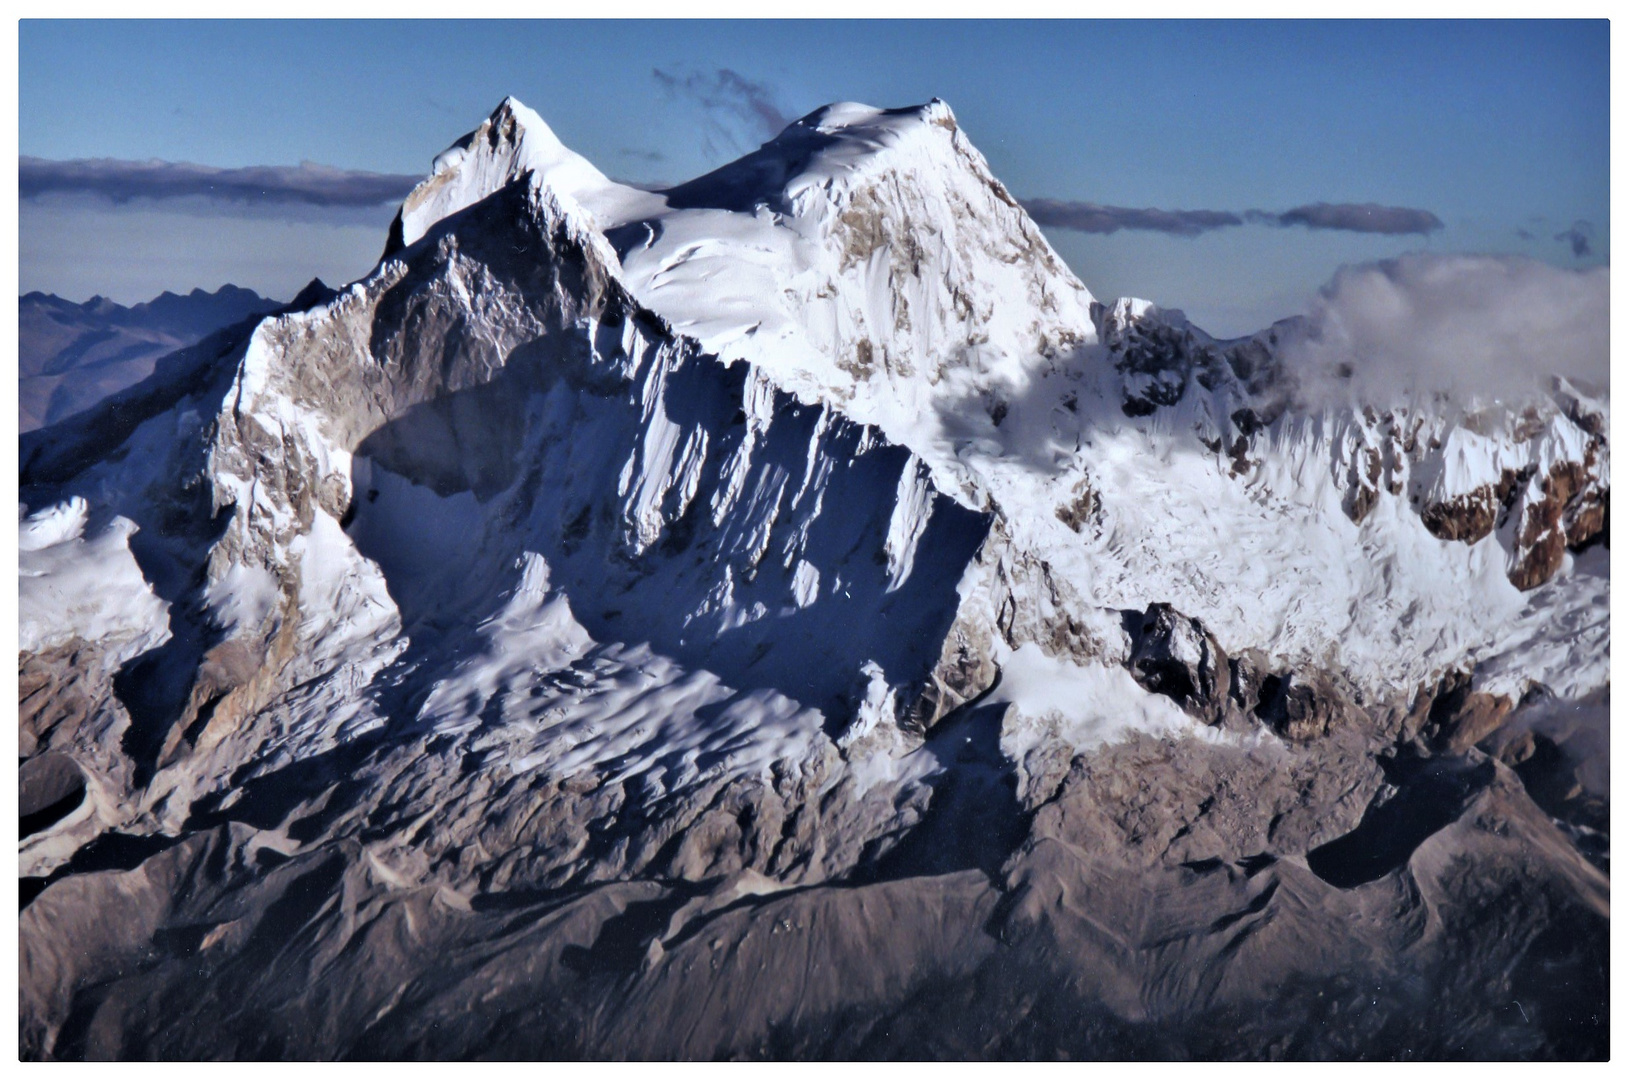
[1125,603,1231,726]
[17,98,1609,1060]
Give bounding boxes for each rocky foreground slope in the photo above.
[19,99,1609,1059]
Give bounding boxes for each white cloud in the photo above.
[1280,253,1609,408]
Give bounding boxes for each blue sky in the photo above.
[18,19,1609,336]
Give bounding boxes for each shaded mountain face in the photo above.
[18,285,293,431]
[18,98,1608,1060]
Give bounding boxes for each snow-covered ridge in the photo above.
[398,97,615,247]
[16,94,1608,847]
[749,99,973,212]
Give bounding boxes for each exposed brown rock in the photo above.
[1407,670,1517,755]
[20,644,109,759]
[1420,446,1608,590]
[1343,446,1384,523]
[1419,466,1527,544]
[1508,457,1606,590]
[1053,476,1099,533]
[1253,670,1362,743]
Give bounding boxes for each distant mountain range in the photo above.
[19,286,286,431]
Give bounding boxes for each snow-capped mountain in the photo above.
[19,98,1608,1060]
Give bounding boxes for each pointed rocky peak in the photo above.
[284,277,338,313]
[395,96,616,250]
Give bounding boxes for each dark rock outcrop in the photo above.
[1125,603,1231,727]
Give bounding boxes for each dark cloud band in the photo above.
[1020,199,1243,237]
[1269,202,1444,235]
[22,152,1451,245]
[1024,197,1445,237]
[20,156,420,208]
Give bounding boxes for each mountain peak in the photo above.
[804,97,956,136]
[285,277,337,313]
[660,98,970,217]
[395,95,615,250]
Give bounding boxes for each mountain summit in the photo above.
[19,98,1608,1060]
